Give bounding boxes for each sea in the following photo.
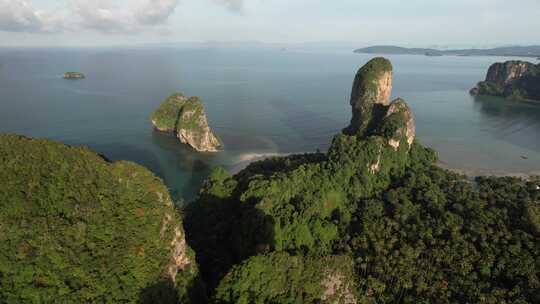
[1,46,539,202]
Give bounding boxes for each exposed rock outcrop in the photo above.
[344,57,416,150]
[345,57,393,136]
[379,98,416,150]
[470,60,540,101]
[151,93,221,152]
[485,61,532,86]
[63,72,85,79]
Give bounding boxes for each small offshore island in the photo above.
[63,72,86,79]
[151,93,221,152]
[471,60,540,101]
[1,58,539,303]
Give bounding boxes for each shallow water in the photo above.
[1,47,539,201]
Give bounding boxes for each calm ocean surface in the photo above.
[1,47,539,201]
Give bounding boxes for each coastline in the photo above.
[229,152,540,179]
[438,162,540,180]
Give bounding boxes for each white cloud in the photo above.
[0,0,183,33]
[0,0,248,34]
[70,0,181,33]
[0,0,64,32]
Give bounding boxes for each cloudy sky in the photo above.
[0,0,539,47]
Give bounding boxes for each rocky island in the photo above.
[151,93,221,152]
[63,72,85,79]
[470,60,540,101]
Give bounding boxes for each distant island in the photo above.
[63,72,85,79]
[354,45,540,58]
[470,60,540,102]
[151,93,221,152]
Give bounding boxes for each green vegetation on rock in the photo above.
[0,134,204,303]
[214,253,357,304]
[186,58,540,303]
[151,93,221,152]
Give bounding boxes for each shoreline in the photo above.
[228,152,540,179]
[438,163,540,180]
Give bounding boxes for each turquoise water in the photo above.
[1,47,539,201]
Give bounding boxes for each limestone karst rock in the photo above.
[377,98,416,151]
[151,93,221,152]
[345,57,393,136]
[344,57,416,150]
[485,61,533,87]
[470,60,540,101]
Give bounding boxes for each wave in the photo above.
[228,152,291,175]
[235,152,287,163]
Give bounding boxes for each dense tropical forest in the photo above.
[0,135,206,303]
[1,58,539,303]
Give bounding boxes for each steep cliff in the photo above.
[471,60,540,101]
[0,135,204,303]
[344,57,393,136]
[151,93,221,152]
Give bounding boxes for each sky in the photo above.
[0,0,539,47]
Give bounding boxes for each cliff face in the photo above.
[0,135,203,303]
[471,60,540,101]
[485,61,532,86]
[151,94,221,152]
[345,57,394,136]
[345,57,415,150]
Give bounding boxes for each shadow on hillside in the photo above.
[139,276,207,304]
[183,193,276,298]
